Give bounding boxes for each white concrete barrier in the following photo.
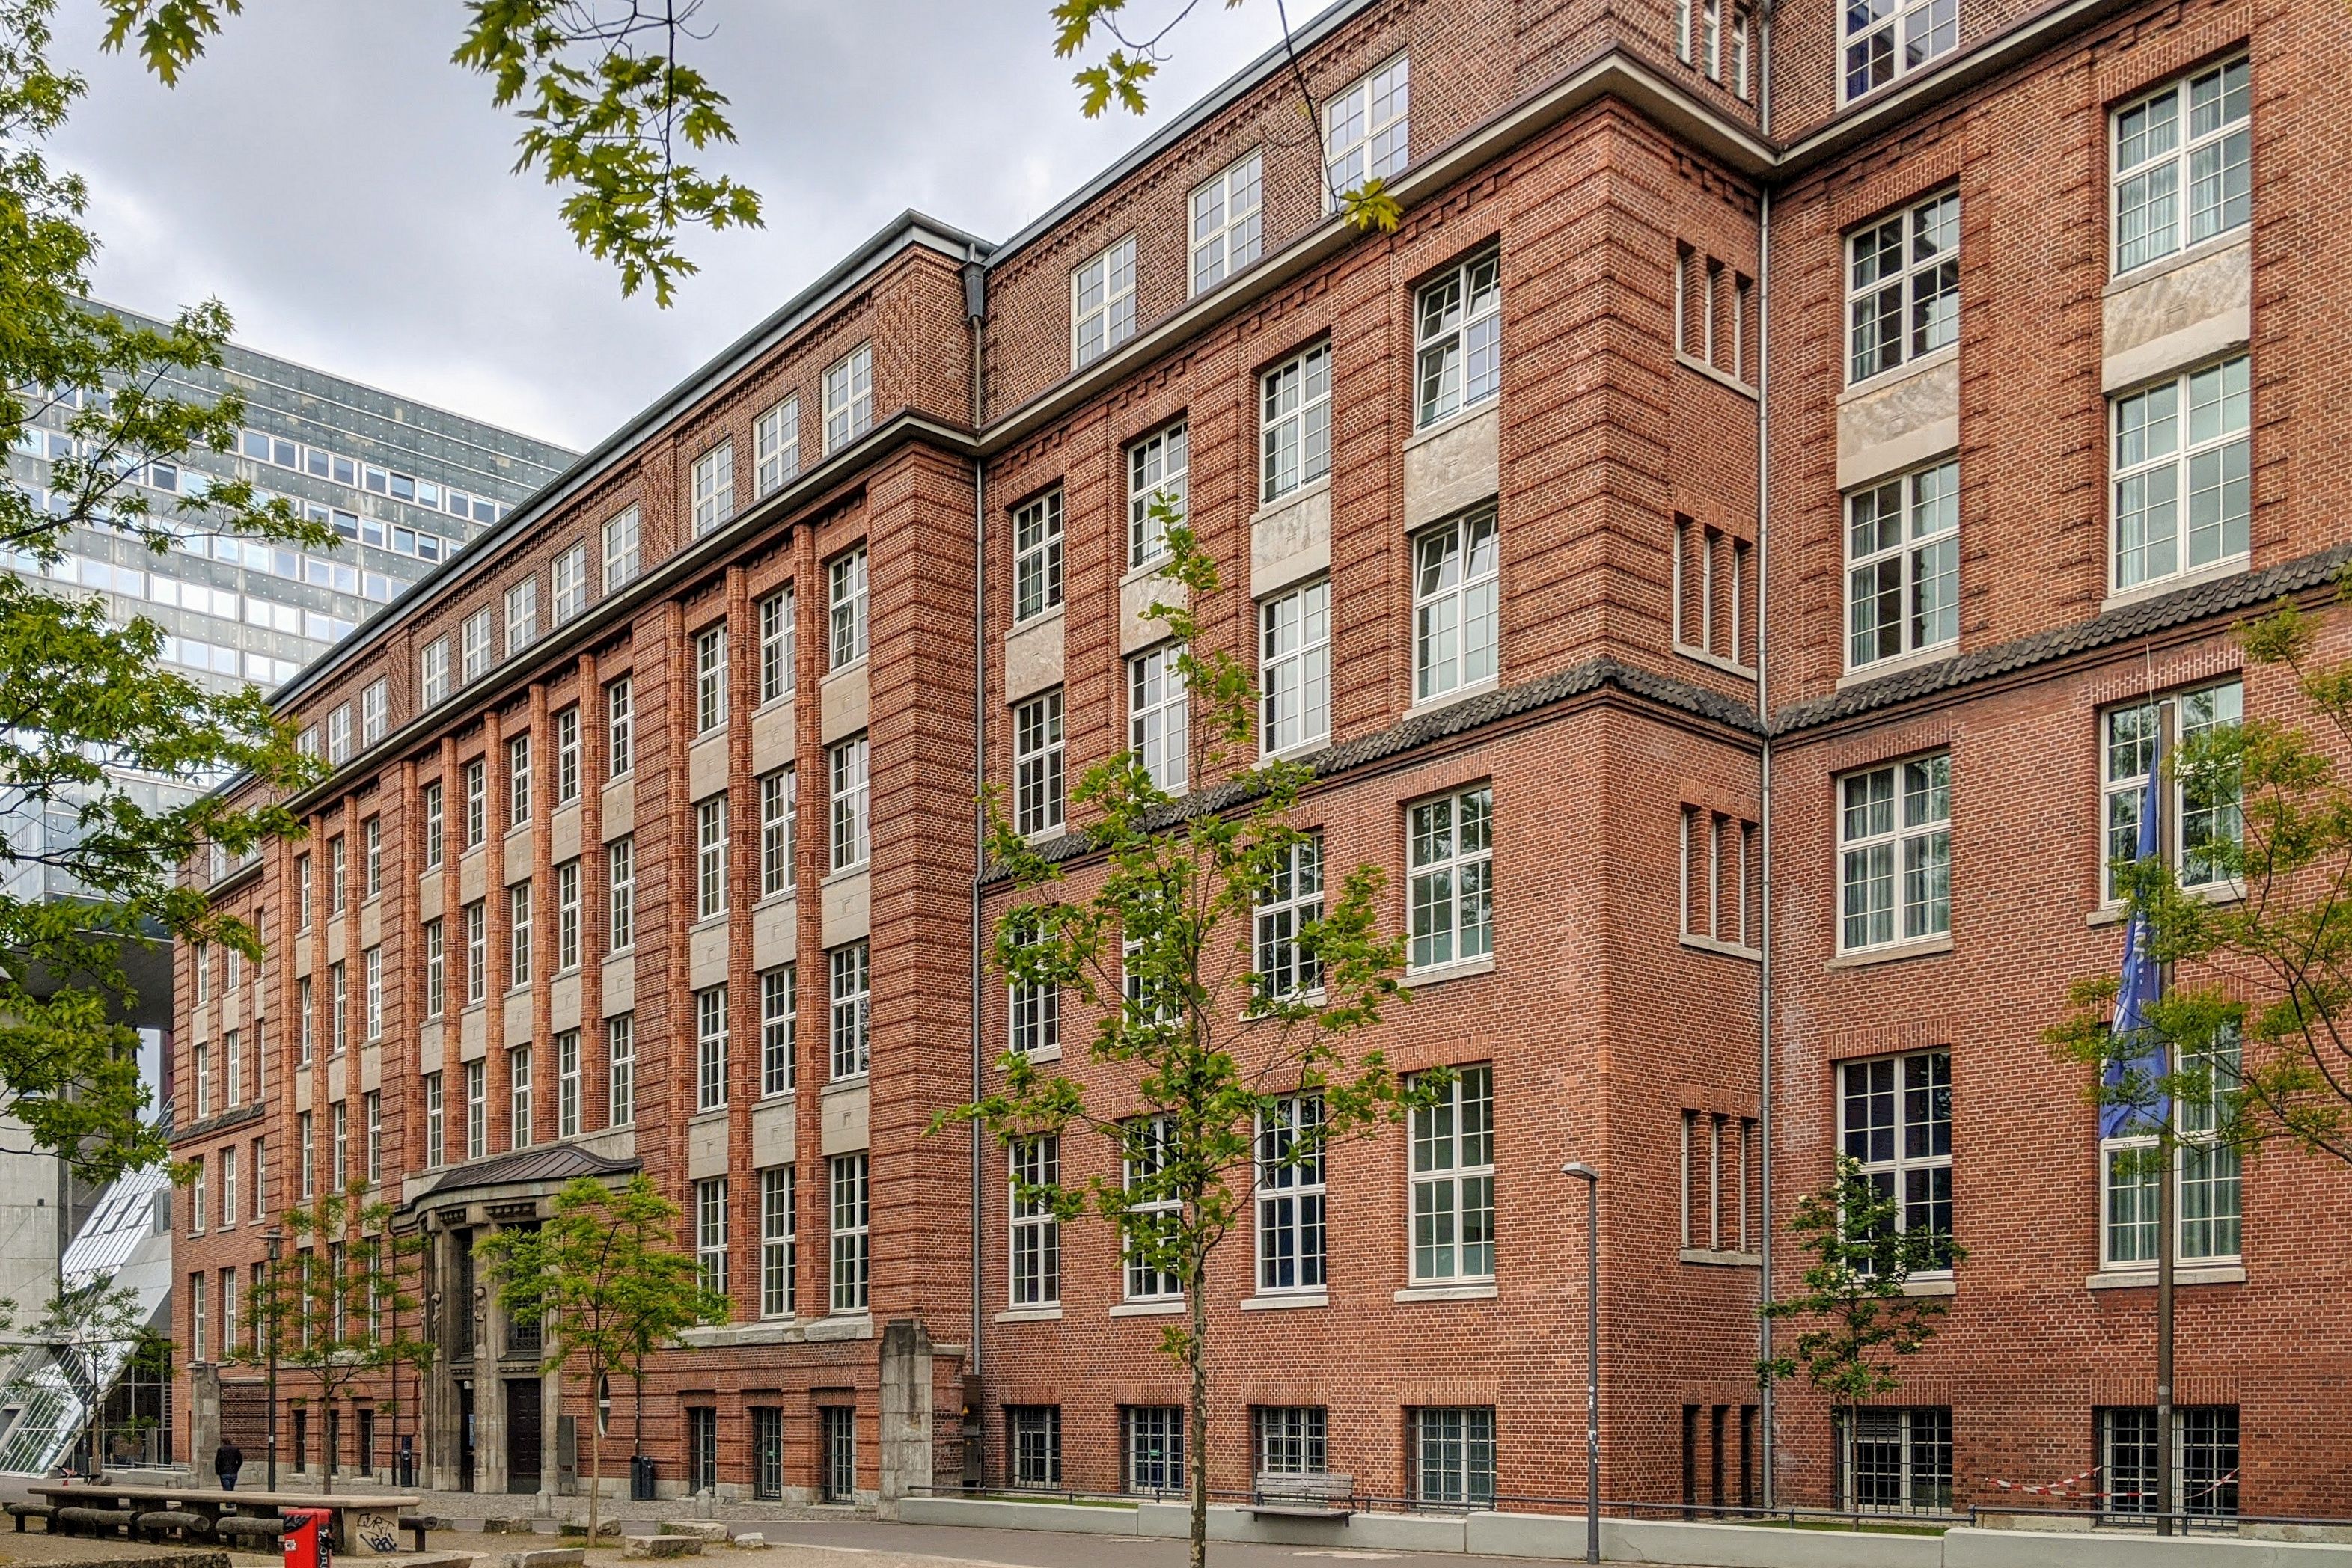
[1607,1518,1942,1568]
[1943,1527,2352,1567]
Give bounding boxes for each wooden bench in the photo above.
[1248,1471,1356,1518]
[5,1502,52,1532]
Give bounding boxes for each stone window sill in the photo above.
[1826,933,1952,970]
[2086,1264,2243,1290]
[2100,554,2249,616]
[1679,1248,1762,1267]
[1676,643,1758,681]
[1680,933,1760,963]
[994,1306,1063,1324]
[803,1314,873,1341]
[1251,474,1331,525]
[1838,642,1958,690]
[1837,341,1958,405]
[1404,398,1498,452]
[1405,955,1495,989]
[1238,1292,1328,1311]
[1405,679,1500,721]
[1393,1281,1497,1303]
[1109,1299,1184,1318]
[2104,228,2250,297]
[1676,352,1759,401]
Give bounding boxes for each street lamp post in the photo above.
[1562,1162,1601,1566]
[265,1228,284,1492]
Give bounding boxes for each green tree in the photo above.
[1759,1156,1965,1507]
[938,516,1428,1568]
[230,1183,433,1492]
[1,0,321,1186]
[0,1278,153,1475]
[480,1174,725,1537]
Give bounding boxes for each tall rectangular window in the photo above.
[1123,1117,1182,1300]
[761,1166,796,1318]
[696,1177,730,1297]
[606,676,634,777]
[1408,785,1494,971]
[1128,423,1188,568]
[2102,681,2243,900]
[1840,1052,1955,1269]
[330,836,347,913]
[1128,646,1188,794]
[1259,579,1330,756]
[508,1044,533,1148]
[1007,909,1057,1059]
[555,858,581,972]
[1412,1408,1497,1505]
[2112,356,2251,592]
[364,946,383,1040]
[298,976,314,1063]
[1125,1408,1185,1494]
[2113,58,2250,275]
[422,781,444,868]
[508,733,532,826]
[327,704,351,765]
[330,961,349,1053]
[505,578,538,653]
[1014,691,1065,837]
[822,343,873,454]
[363,816,382,898]
[219,1143,236,1225]
[1838,756,1949,952]
[1261,343,1332,503]
[1191,150,1263,295]
[1009,1407,1063,1489]
[361,678,389,746]
[830,1153,870,1313]
[465,899,488,1003]
[1415,251,1500,429]
[1256,834,1324,1001]
[424,919,446,1017]
[1413,508,1500,702]
[608,1014,635,1127]
[2104,1029,2241,1267]
[1072,235,1138,369]
[296,857,312,929]
[1846,459,1959,670]
[762,964,797,1096]
[830,942,870,1079]
[1846,192,1959,385]
[760,587,796,702]
[424,1073,445,1168]
[1842,1407,1953,1513]
[459,607,489,681]
[761,768,798,895]
[696,623,729,732]
[697,797,728,920]
[1843,0,1955,102]
[2099,1406,2238,1521]
[829,736,869,871]
[1255,1407,1328,1475]
[1256,1096,1325,1293]
[609,836,635,949]
[1325,55,1408,200]
[464,759,486,848]
[552,542,587,625]
[1012,489,1064,623]
[1411,1065,1495,1281]
[693,985,728,1112]
[691,442,736,538]
[557,1029,581,1139]
[603,506,641,591]
[828,545,868,669]
[509,880,533,988]
[554,705,581,804]
[365,1091,382,1183]
[1009,1135,1060,1307]
[420,638,449,706]
[298,1111,314,1196]
[756,398,801,496]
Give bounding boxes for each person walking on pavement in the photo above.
[213,1439,243,1491]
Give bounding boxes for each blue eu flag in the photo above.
[2104,723,2167,1140]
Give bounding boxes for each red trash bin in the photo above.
[281,1508,334,1568]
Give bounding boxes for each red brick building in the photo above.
[169,0,2351,1522]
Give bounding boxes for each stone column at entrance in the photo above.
[424,1222,465,1490]
[876,1318,933,1513]
[189,1362,222,1473]
[475,1231,509,1495]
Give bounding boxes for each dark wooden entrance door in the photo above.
[459,1384,476,1492]
[505,1379,543,1494]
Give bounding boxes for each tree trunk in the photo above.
[586,1370,603,1544]
[1188,1283,1208,1568]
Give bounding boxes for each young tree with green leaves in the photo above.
[939,515,1429,1568]
[229,1183,432,1492]
[480,1174,725,1537]
[0,1278,153,1476]
[1759,1155,1966,1509]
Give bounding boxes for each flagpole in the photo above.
[2154,697,2176,1538]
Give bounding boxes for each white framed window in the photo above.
[697,797,728,920]
[761,767,798,895]
[1845,459,1959,670]
[695,984,728,1112]
[2104,1030,2241,1269]
[1128,646,1188,795]
[557,1028,581,1139]
[1842,0,1955,102]
[364,815,382,898]
[364,946,382,1040]
[424,1073,445,1168]
[1191,150,1263,295]
[1009,1407,1062,1489]
[330,835,347,914]
[1416,251,1501,429]
[823,343,873,454]
[695,622,728,732]
[830,941,870,1079]
[2112,355,2250,594]
[762,964,797,1096]
[1839,1051,1954,1270]
[463,758,487,848]
[1014,691,1064,838]
[298,1111,315,1196]
[552,542,587,625]
[555,705,581,804]
[1072,235,1138,369]
[1255,1095,1325,1293]
[696,1176,729,1298]
[1414,508,1500,702]
[1009,1135,1060,1307]
[1012,489,1064,624]
[1701,0,1721,77]
[330,960,348,1052]
[602,506,641,591]
[1255,834,1324,1002]
[2102,681,2243,899]
[1838,754,1950,952]
[365,1091,382,1183]
[297,976,313,1063]
[1408,785,1494,972]
[1123,1116,1182,1300]
[1847,191,1959,385]
[1325,55,1408,201]
[760,1164,796,1318]
[1411,1064,1494,1281]
[420,638,449,705]
[2098,1406,2239,1522]
[691,442,735,539]
[220,1144,236,1227]
[422,781,445,869]
[828,545,869,669]
[555,857,581,972]
[462,608,492,682]
[1007,907,1058,1059]
[504,578,537,653]
[760,587,795,702]
[1125,1408,1185,1494]
[465,1059,486,1160]
[1255,1407,1328,1475]
[508,1045,533,1148]
[755,398,801,497]
[508,879,533,988]
[508,733,532,826]
[1412,1408,1497,1506]
[830,1152,870,1313]
[424,918,445,1018]
[607,1014,635,1128]
[1128,422,1188,569]
[606,676,634,777]
[830,735,869,872]
[1261,343,1332,503]
[608,836,635,949]
[295,857,312,930]
[1840,1408,1953,1513]
[2113,58,2250,276]
[1679,807,1759,950]
[1259,579,1329,756]
[465,899,487,1003]
[326,705,351,765]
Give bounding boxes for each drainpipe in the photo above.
[1753,5,1778,1512]
[963,249,989,1403]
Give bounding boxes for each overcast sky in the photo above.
[51,1,1328,453]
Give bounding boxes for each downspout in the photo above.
[964,249,989,1409]
[1753,7,1777,1513]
